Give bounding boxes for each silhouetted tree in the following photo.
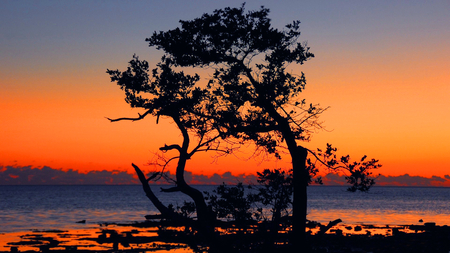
[205,182,254,223]
[106,57,232,235]
[145,4,380,251]
[307,143,381,192]
[256,169,293,224]
[108,4,380,251]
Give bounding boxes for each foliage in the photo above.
[107,56,203,119]
[106,55,226,160]
[308,143,381,192]
[204,183,254,222]
[256,169,293,221]
[174,201,197,218]
[343,155,379,192]
[204,169,294,223]
[146,4,322,159]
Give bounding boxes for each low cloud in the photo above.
[1,165,450,187]
[376,174,450,187]
[0,165,258,186]
[319,173,450,187]
[0,165,138,185]
[319,173,347,186]
[186,171,257,185]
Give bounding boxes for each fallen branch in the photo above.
[318,218,342,235]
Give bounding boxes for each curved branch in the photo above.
[195,148,230,153]
[107,110,152,122]
[172,117,190,152]
[147,172,160,181]
[147,154,180,181]
[132,163,181,220]
[306,147,380,174]
[296,107,329,127]
[305,148,346,170]
[279,104,328,130]
[160,144,182,152]
[188,135,220,157]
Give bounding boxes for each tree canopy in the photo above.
[146,4,322,159]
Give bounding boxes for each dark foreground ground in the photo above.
[2,221,450,253]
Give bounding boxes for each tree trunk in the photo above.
[133,162,212,235]
[260,103,310,251]
[175,154,214,236]
[292,146,308,252]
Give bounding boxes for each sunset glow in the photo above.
[1,1,449,182]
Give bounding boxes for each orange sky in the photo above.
[1,1,449,179]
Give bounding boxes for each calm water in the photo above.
[1,185,450,233]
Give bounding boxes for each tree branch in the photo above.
[107,110,152,122]
[131,163,181,220]
[147,172,160,181]
[194,148,231,153]
[318,219,342,236]
[160,144,182,152]
[296,107,329,127]
[305,148,346,170]
[188,135,221,157]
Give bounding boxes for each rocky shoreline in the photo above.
[1,221,450,253]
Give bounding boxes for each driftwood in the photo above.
[317,218,342,235]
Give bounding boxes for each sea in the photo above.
[1,185,450,233]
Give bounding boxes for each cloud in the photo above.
[2,165,450,187]
[0,165,138,185]
[376,174,450,187]
[320,173,347,186]
[0,165,258,186]
[149,170,258,185]
[316,173,450,187]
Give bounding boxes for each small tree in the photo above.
[307,144,381,192]
[107,57,232,234]
[205,183,254,223]
[256,169,293,224]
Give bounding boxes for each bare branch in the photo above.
[107,110,152,122]
[195,148,230,153]
[131,163,180,219]
[279,104,328,131]
[147,172,160,181]
[160,144,182,152]
[188,135,221,157]
[297,107,329,127]
[147,153,180,181]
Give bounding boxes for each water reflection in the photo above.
[0,226,194,253]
